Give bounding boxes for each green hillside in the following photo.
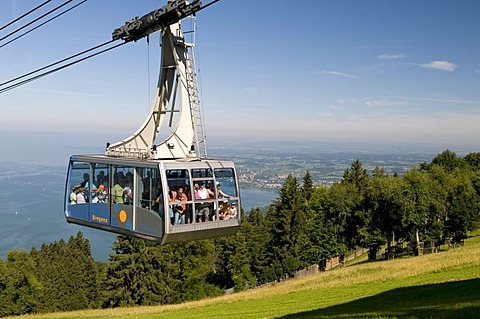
[13,234,480,319]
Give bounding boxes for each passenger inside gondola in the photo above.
[230,202,238,219]
[123,172,133,204]
[69,186,77,204]
[173,186,187,225]
[195,182,214,222]
[141,171,152,206]
[112,174,124,204]
[154,182,164,219]
[82,174,97,195]
[123,186,133,205]
[218,201,229,220]
[216,182,231,199]
[96,171,107,187]
[76,187,87,204]
[80,173,89,188]
[184,185,193,224]
[91,185,107,203]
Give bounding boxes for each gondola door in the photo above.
[109,165,134,232]
[133,166,165,239]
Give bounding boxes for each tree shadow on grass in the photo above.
[278,278,480,319]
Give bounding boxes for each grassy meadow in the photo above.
[12,235,480,319]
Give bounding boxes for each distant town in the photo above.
[209,141,450,189]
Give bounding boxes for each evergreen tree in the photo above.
[266,175,305,279]
[174,240,223,302]
[300,186,339,266]
[32,232,100,312]
[430,150,464,172]
[103,235,179,307]
[340,160,370,252]
[66,232,101,309]
[322,183,356,256]
[0,259,10,317]
[301,171,314,201]
[465,152,480,170]
[243,208,272,285]
[212,208,270,291]
[235,208,276,288]
[0,250,42,316]
[209,235,235,290]
[104,236,222,307]
[373,166,387,178]
[342,159,369,189]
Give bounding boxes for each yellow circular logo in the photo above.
[119,210,127,223]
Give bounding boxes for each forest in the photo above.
[1,150,480,317]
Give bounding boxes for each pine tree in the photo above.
[0,259,11,316]
[174,240,223,302]
[0,250,42,316]
[32,232,100,312]
[301,171,314,201]
[300,186,339,266]
[266,175,305,279]
[212,207,272,291]
[104,235,178,307]
[104,235,222,307]
[243,208,271,285]
[342,159,369,189]
[430,150,465,172]
[465,152,480,170]
[339,160,370,252]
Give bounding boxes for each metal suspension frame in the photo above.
[105,0,207,161]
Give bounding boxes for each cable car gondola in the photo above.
[64,0,241,244]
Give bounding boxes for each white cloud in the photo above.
[320,71,355,78]
[364,99,400,108]
[376,53,408,60]
[315,111,335,118]
[241,87,258,95]
[420,61,457,72]
[335,98,358,105]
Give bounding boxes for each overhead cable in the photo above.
[0,40,127,94]
[0,0,88,49]
[200,0,221,12]
[0,0,52,32]
[0,0,222,94]
[0,0,78,43]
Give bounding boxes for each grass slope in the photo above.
[16,236,480,319]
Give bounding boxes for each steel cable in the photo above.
[0,0,87,49]
[0,0,52,32]
[0,40,127,94]
[0,0,77,43]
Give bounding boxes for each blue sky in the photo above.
[1,0,480,158]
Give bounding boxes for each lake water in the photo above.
[0,162,277,262]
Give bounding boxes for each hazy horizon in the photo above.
[0,128,476,167]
